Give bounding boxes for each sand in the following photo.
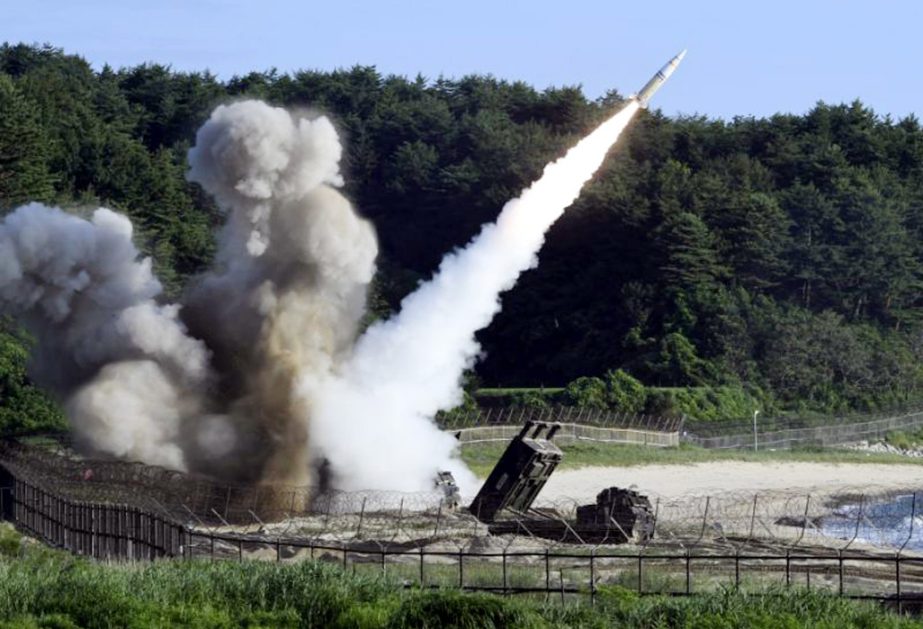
[539,461,923,501]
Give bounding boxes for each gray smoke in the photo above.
[0,101,378,492]
[0,203,209,469]
[1,97,638,500]
[182,101,377,486]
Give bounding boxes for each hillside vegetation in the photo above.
[2,43,923,429]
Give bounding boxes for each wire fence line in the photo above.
[6,410,923,605]
[9,471,923,554]
[6,438,923,606]
[7,475,923,607]
[453,423,679,447]
[440,404,923,451]
[684,409,923,450]
[437,406,685,432]
[0,437,320,524]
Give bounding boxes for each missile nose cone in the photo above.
[633,49,687,108]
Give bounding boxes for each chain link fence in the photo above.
[437,406,684,432]
[684,408,923,450]
[440,403,923,452]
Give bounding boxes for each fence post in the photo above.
[685,551,691,594]
[748,494,759,542]
[896,492,917,615]
[896,554,902,613]
[545,549,551,603]
[589,550,596,605]
[91,503,97,559]
[419,548,425,586]
[785,550,791,587]
[838,550,844,597]
[735,550,740,590]
[637,554,643,594]
[697,497,711,544]
[458,549,464,588]
[502,549,508,596]
[433,499,444,537]
[356,497,367,538]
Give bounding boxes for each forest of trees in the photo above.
[2,42,923,426]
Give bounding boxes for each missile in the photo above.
[633,49,686,108]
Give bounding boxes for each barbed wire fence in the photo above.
[437,405,685,432]
[440,403,923,451]
[6,403,923,609]
[684,408,923,450]
[4,435,923,607]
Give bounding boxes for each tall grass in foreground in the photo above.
[0,525,918,629]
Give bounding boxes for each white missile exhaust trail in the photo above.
[308,100,642,493]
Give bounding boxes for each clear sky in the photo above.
[3,0,922,120]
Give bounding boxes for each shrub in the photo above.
[604,369,647,413]
[508,391,551,410]
[645,385,764,421]
[563,377,608,409]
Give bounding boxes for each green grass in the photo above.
[885,428,923,450]
[0,524,918,628]
[460,441,923,477]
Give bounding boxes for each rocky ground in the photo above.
[846,440,923,457]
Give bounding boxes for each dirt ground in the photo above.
[539,461,923,501]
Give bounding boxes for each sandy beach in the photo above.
[539,461,923,501]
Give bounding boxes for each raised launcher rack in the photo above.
[468,421,563,523]
[469,421,655,544]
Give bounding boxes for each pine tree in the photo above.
[654,211,726,293]
[0,74,53,209]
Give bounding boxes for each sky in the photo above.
[3,0,922,120]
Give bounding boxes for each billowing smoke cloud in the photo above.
[1,96,639,502]
[0,101,376,492]
[307,101,640,494]
[0,203,209,469]
[182,101,377,486]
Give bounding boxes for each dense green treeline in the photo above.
[2,42,923,422]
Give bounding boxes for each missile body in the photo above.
[634,50,686,108]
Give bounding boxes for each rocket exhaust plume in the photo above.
[0,81,652,499]
[308,100,641,494]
